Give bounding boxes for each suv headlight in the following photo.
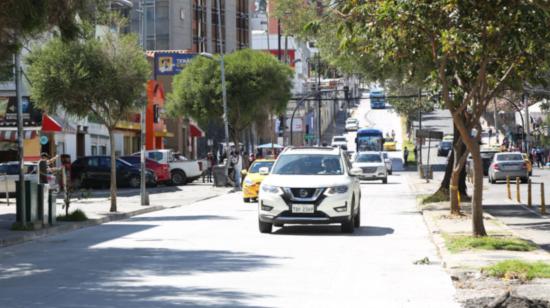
[261,184,281,194]
[326,185,349,194]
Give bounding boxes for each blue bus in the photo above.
[369,89,385,109]
[355,128,384,152]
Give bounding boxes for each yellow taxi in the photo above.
[521,153,533,176]
[383,138,397,151]
[242,159,275,202]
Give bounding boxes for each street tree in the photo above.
[0,0,103,78]
[333,1,550,236]
[276,0,471,214]
[167,49,293,149]
[26,33,150,212]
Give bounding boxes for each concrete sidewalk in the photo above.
[0,183,232,248]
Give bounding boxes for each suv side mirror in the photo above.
[350,167,362,176]
[259,167,270,175]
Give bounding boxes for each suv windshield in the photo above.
[333,137,346,142]
[271,154,343,175]
[356,153,382,163]
[249,161,274,173]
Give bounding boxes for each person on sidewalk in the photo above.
[38,152,58,184]
[403,147,409,167]
[232,151,243,189]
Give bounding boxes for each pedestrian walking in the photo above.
[391,129,396,140]
[536,147,543,168]
[232,151,243,189]
[38,152,58,184]
[205,152,215,183]
[413,146,418,162]
[403,147,409,167]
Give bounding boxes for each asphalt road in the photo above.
[0,99,459,307]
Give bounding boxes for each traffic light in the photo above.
[278,115,284,137]
[153,104,160,123]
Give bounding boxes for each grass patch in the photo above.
[57,209,88,222]
[11,222,36,231]
[422,190,449,204]
[443,234,537,253]
[483,260,550,281]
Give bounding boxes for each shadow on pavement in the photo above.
[272,225,394,236]
[507,221,550,231]
[0,223,276,307]
[128,215,235,222]
[483,204,542,219]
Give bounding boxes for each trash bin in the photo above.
[37,183,50,225]
[213,165,228,187]
[15,180,38,223]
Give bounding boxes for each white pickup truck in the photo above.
[136,150,203,186]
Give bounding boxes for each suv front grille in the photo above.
[290,188,317,199]
[361,167,377,173]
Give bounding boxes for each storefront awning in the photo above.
[42,114,63,132]
[189,123,204,138]
[0,130,38,141]
[154,131,174,137]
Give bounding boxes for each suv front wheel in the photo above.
[259,220,272,233]
[341,196,356,233]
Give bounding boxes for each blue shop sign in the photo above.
[155,53,197,76]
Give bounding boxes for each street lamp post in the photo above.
[15,51,26,227]
[137,1,149,206]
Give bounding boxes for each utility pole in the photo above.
[15,51,26,227]
[138,1,149,206]
[418,89,423,172]
[524,93,530,153]
[216,0,230,177]
[277,19,281,61]
[493,98,499,144]
[317,53,321,145]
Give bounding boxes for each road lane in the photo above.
[0,174,459,308]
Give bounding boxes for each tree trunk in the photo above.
[469,141,487,236]
[108,128,117,212]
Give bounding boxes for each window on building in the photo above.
[91,145,98,156]
[211,0,226,53]
[193,0,208,52]
[100,145,107,155]
[236,0,249,49]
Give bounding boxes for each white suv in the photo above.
[353,151,388,184]
[257,147,362,234]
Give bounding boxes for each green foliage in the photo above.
[26,33,150,128]
[0,0,104,64]
[444,234,537,253]
[11,222,36,231]
[167,49,293,140]
[422,190,448,204]
[483,260,550,281]
[57,209,88,222]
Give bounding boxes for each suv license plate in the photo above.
[292,204,314,213]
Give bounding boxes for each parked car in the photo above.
[70,156,156,189]
[257,147,362,233]
[331,135,347,149]
[437,140,452,157]
[0,161,58,195]
[120,156,171,184]
[345,118,359,131]
[466,149,499,176]
[352,151,388,183]
[242,159,275,203]
[134,150,202,186]
[382,152,393,175]
[488,152,529,184]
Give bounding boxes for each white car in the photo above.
[345,118,359,131]
[0,161,58,195]
[352,151,388,183]
[135,149,202,186]
[258,147,362,234]
[331,135,347,149]
[382,152,393,175]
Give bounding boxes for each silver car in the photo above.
[352,151,388,184]
[0,162,58,195]
[488,152,529,184]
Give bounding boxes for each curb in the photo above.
[0,189,230,249]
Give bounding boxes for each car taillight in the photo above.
[492,163,500,171]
